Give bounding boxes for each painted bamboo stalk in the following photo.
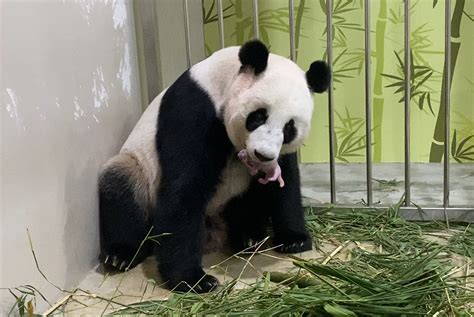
[429,0,465,162]
[294,0,306,61]
[372,0,387,162]
[235,0,244,44]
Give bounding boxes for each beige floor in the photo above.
[50,241,344,316]
[48,162,473,315]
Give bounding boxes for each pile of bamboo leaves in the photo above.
[112,201,473,316]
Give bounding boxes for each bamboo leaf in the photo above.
[319,0,326,14]
[415,71,433,89]
[451,129,457,157]
[339,130,358,153]
[324,303,357,317]
[459,144,474,155]
[395,51,404,71]
[418,93,426,110]
[386,82,405,88]
[456,134,474,156]
[381,73,404,81]
[427,93,434,116]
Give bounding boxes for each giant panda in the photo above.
[99,40,330,293]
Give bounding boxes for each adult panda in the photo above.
[99,40,330,293]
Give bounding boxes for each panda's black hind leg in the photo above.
[99,154,153,272]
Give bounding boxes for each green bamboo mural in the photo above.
[429,0,465,162]
[372,0,387,162]
[294,0,305,61]
[202,0,473,164]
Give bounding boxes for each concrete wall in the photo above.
[133,0,205,107]
[0,0,142,313]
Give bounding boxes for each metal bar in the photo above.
[307,205,474,222]
[404,0,411,206]
[252,0,259,39]
[364,0,372,206]
[326,0,336,203]
[289,0,296,61]
[216,0,225,49]
[183,0,191,67]
[444,0,451,208]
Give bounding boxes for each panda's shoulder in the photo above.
[161,70,216,117]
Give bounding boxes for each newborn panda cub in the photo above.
[99,40,330,293]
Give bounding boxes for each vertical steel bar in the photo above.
[404,0,411,206]
[364,0,373,206]
[252,0,259,39]
[444,0,451,208]
[326,0,336,204]
[289,0,296,61]
[216,0,225,49]
[183,0,191,67]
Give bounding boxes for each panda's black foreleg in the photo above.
[153,181,219,293]
[263,152,312,254]
[153,69,233,292]
[224,186,270,253]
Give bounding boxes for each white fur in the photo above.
[108,45,314,216]
[206,156,251,215]
[191,46,314,163]
[118,90,166,210]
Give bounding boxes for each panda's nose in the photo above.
[254,150,274,162]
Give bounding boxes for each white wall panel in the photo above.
[0,0,142,313]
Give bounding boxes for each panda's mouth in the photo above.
[237,149,285,187]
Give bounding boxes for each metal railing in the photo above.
[181,0,473,222]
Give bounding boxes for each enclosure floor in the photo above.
[52,247,333,315]
[300,163,473,207]
[49,162,472,315]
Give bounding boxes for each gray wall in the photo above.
[133,0,205,107]
[0,0,205,313]
[1,0,142,313]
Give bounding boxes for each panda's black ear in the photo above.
[238,40,269,75]
[306,60,331,93]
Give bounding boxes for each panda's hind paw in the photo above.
[100,253,132,272]
[100,244,151,273]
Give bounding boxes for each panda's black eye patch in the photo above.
[283,119,297,144]
[246,108,268,132]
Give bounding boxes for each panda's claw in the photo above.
[119,261,127,271]
[276,238,312,254]
[173,274,219,294]
[112,256,119,267]
[104,255,110,264]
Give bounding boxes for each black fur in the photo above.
[99,166,153,271]
[154,70,233,293]
[306,60,331,93]
[283,119,297,144]
[245,108,268,132]
[225,152,312,254]
[99,51,313,294]
[238,40,269,75]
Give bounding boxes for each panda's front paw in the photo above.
[171,273,220,293]
[229,233,268,254]
[274,234,312,254]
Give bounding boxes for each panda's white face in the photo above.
[223,54,314,165]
